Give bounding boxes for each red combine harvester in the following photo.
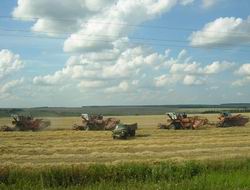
[217,112,249,127]
[158,112,208,130]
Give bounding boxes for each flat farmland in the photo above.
[1,114,250,167]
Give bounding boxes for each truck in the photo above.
[112,123,138,139]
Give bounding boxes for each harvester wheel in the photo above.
[171,123,182,130]
[169,124,175,129]
[216,123,222,128]
[130,130,136,137]
[222,122,230,127]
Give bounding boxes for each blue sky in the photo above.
[0,0,249,107]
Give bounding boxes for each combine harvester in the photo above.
[216,112,249,127]
[73,114,120,130]
[158,112,208,130]
[0,115,50,131]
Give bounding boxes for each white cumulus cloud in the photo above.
[13,0,194,52]
[78,80,105,89]
[63,0,179,52]
[236,64,250,76]
[0,78,24,99]
[203,61,233,74]
[183,75,203,85]
[105,81,129,93]
[33,44,169,89]
[0,78,24,93]
[154,74,180,87]
[202,0,217,8]
[0,49,24,79]
[13,0,116,34]
[189,16,250,47]
[33,46,234,91]
[233,64,250,86]
[7,0,248,105]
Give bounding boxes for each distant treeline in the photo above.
[202,109,250,114]
[0,104,250,117]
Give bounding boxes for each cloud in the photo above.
[13,0,194,53]
[63,0,179,52]
[154,50,233,87]
[169,62,200,74]
[236,64,250,75]
[167,60,233,87]
[233,64,250,86]
[15,0,220,94]
[202,61,234,74]
[169,60,233,75]
[0,78,24,93]
[183,75,203,85]
[202,0,217,8]
[7,1,249,105]
[78,80,105,89]
[0,49,24,101]
[33,69,67,85]
[102,46,167,79]
[0,49,24,79]
[180,0,195,6]
[33,46,234,91]
[154,75,171,87]
[0,78,24,99]
[189,16,250,47]
[105,81,129,93]
[33,44,168,87]
[154,74,180,87]
[13,0,116,34]
[232,77,250,86]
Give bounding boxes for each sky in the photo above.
[0,0,249,107]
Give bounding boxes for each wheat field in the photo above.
[1,113,250,167]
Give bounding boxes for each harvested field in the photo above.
[0,113,250,166]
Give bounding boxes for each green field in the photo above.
[1,159,250,190]
[1,114,250,189]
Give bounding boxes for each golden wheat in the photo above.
[0,114,250,167]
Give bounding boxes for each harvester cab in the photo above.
[166,112,177,120]
[81,114,89,121]
[220,112,232,117]
[167,112,187,120]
